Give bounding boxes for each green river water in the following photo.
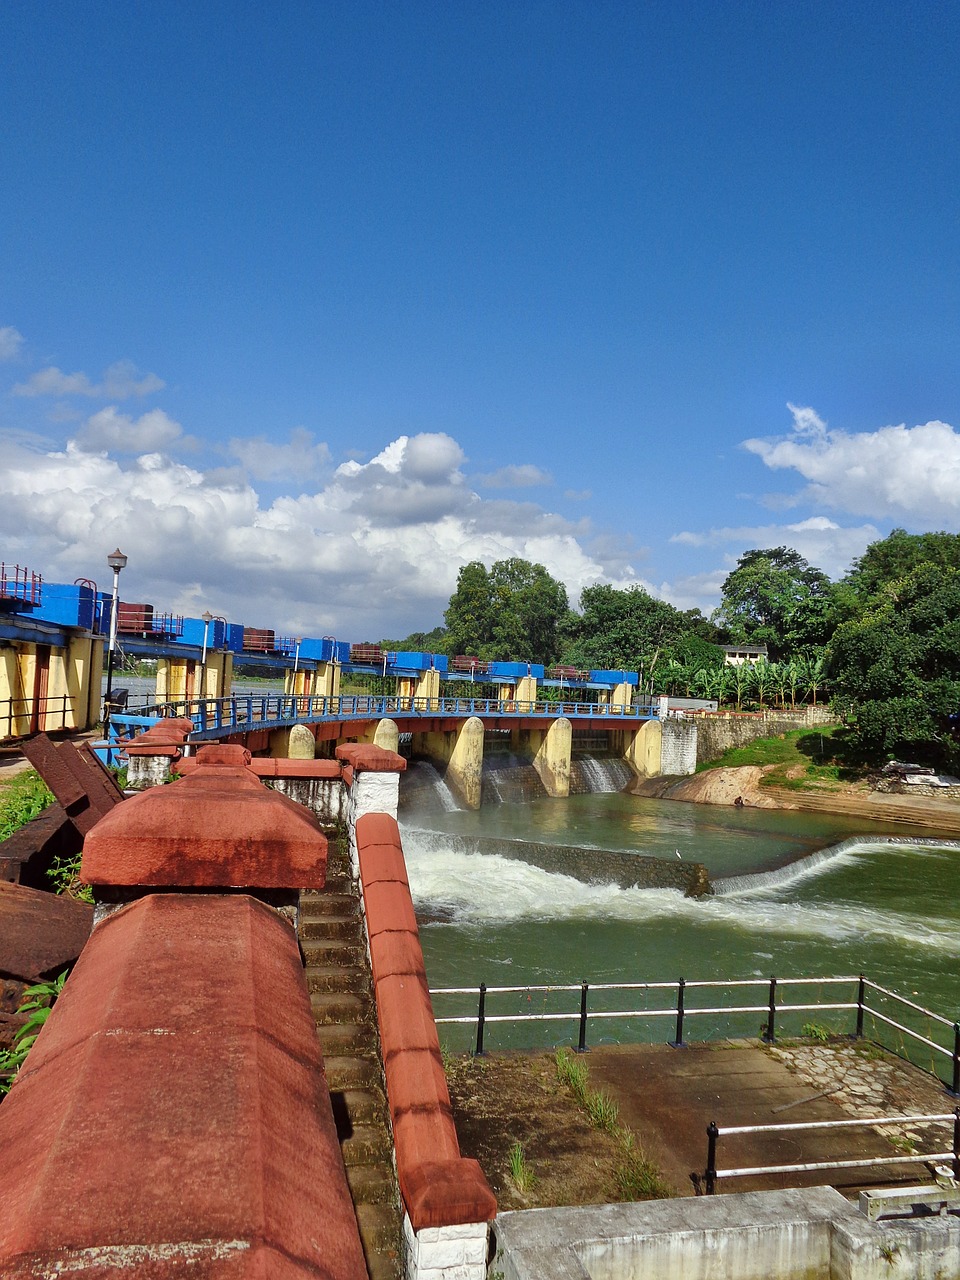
[398,764,960,1057]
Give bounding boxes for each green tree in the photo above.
[443,558,569,664]
[845,529,960,601]
[712,547,835,660]
[829,563,960,767]
[562,585,692,689]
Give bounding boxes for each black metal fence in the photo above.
[0,695,79,741]
[704,1109,960,1194]
[431,974,960,1094]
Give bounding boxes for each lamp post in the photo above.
[103,548,128,734]
[200,610,214,697]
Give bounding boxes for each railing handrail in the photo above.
[430,974,960,1088]
[705,1106,960,1192]
[110,691,661,735]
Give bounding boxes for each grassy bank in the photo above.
[0,769,54,841]
[697,725,870,792]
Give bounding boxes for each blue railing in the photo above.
[109,692,659,744]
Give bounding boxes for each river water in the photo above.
[398,761,960,1051]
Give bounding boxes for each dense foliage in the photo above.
[379,528,960,768]
[830,562,960,770]
[711,547,836,659]
[443,558,569,664]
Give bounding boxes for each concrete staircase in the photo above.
[301,845,403,1280]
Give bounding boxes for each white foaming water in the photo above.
[571,756,634,792]
[714,836,960,896]
[401,829,960,954]
[410,761,460,811]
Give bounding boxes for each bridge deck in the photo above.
[111,693,659,743]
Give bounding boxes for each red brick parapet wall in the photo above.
[0,743,365,1280]
[354,811,497,1234]
[0,893,367,1280]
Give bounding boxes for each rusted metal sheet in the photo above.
[0,881,92,981]
[21,735,122,836]
[0,804,78,889]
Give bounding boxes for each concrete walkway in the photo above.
[585,1040,955,1197]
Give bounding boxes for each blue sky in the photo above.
[2,2,959,640]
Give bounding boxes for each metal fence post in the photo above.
[954,1108,960,1182]
[705,1121,719,1195]
[576,981,589,1053]
[855,974,865,1039]
[953,1023,960,1097]
[671,977,686,1048]
[763,975,777,1043]
[474,984,487,1057]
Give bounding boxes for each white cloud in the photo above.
[744,405,960,527]
[75,407,184,454]
[0,326,24,361]
[0,428,641,639]
[228,427,331,481]
[669,515,880,580]
[13,359,165,399]
[476,464,552,489]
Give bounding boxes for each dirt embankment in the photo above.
[632,766,960,834]
[632,766,789,809]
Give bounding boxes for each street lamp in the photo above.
[103,548,128,733]
[200,611,214,699]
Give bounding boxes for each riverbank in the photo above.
[631,766,960,835]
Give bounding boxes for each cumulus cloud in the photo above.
[75,407,184,454]
[670,515,880,580]
[476,464,552,489]
[13,359,165,399]
[0,428,640,639]
[0,326,24,360]
[743,405,960,527]
[228,427,331,481]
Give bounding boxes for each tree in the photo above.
[443,558,569,665]
[561,585,694,688]
[845,529,960,601]
[712,547,835,660]
[829,564,960,767]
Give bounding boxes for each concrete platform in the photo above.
[584,1041,951,1197]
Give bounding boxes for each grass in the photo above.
[508,1141,535,1194]
[554,1048,671,1201]
[696,725,869,791]
[0,769,54,841]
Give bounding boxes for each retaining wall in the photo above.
[695,706,835,765]
[493,1186,960,1280]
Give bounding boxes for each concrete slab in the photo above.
[585,1042,927,1197]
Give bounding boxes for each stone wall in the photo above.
[660,717,698,775]
[695,706,835,765]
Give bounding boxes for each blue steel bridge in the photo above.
[110,690,661,748]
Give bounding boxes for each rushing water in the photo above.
[398,760,960,1050]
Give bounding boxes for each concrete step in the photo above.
[340,1121,393,1166]
[306,964,370,995]
[301,938,365,968]
[300,892,358,919]
[334,1085,389,1128]
[300,914,364,942]
[310,990,373,1025]
[346,1161,397,1207]
[356,1202,403,1277]
[323,1053,383,1092]
[315,1021,379,1056]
